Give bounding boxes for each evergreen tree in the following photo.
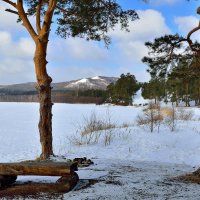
[141,78,166,103]
[106,73,139,105]
[142,34,199,80]
[142,33,200,107]
[167,58,194,106]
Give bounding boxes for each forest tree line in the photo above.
[142,34,200,107]
[2,66,200,107]
[0,73,141,105]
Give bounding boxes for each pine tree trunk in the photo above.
[15,0,56,160]
[34,41,53,160]
[185,81,190,107]
[198,79,200,106]
[38,78,53,160]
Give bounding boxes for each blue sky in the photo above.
[0,0,199,84]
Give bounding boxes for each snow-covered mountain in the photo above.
[0,76,118,94]
[63,76,118,90]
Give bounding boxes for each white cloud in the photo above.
[0,3,24,33]
[174,16,200,40]
[117,41,148,63]
[0,31,34,59]
[0,7,171,84]
[107,9,171,82]
[111,9,170,42]
[110,9,171,67]
[18,38,35,57]
[0,59,27,74]
[0,59,34,84]
[48,38,108,62]
[67,39,108,61]
[0,29,108,84]
[0,31,12,45]
[0,31,35,84]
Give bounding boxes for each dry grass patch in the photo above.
[175,174,200,184]
[160,107,173,118]
[174,168,200,184]
[69,110,116,146]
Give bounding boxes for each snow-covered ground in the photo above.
[1,102,200,199]
[1,102,200,166]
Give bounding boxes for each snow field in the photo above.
[1,103,200,199]
[1,103,200,166]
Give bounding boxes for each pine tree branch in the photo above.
[1,0,16,8]
[5,8,18,14]
[167,38,187,60]
[187,22,200,52]
[55,5,76,16]
[17,0,37,41]
[41,0,73,15]
[48,0,54,9]
[48,0,57,12]
[50,0,57,12]
[39,0,57,41]
[1,0,18,15]
[36,0,44,34]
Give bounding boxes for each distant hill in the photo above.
[0,76,118,94]
[0,76,118,103]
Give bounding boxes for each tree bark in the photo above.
[0,162,78,176]
[34,41,53,160]
[11,0,57,160]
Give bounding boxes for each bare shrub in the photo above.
[69,129,101,146]
[164,104,177,132]
[70,110,116,146]
[136,101,163,132]
[164,106,193,132]
[137,103,194,133]
[68,131,86,146]
[177,107,194,121]
[117,127,132,140]
[120,122,130,128]
[103,109,115,146]
[81,112,104,136]
[136,115,149,126]
[103,129,114,146]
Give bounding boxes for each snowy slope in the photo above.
[133,88,149,105]
[1,103,200,199]
[0,103,200,166]
[64,76,118,90]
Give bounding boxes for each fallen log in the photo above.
[0,161,79,192]
[0,172,79,197]
[0,161,78,176]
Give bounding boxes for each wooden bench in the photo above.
[0,161,79,192]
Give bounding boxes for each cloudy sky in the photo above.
[0,0,199,84]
